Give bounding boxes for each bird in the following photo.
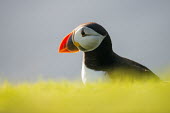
[58,22,160,84]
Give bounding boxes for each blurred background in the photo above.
[0,0,170,83]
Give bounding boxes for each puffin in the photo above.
[58,22,160,83]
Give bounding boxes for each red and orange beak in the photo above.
[58,32,79,53]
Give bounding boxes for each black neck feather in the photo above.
[84,35,118,71]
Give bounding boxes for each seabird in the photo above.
[58,22,160,83]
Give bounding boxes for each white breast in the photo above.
[81,62,109,84]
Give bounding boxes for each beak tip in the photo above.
[58,46,71,53]
[58,49,61,53]
[58,32,79,53]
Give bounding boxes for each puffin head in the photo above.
[58,22,108,53]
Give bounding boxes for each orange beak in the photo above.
[58,32,79,53]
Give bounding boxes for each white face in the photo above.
[72,26,106,52]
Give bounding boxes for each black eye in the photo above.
[81,29,86,37]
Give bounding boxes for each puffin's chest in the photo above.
[81,63,109,84]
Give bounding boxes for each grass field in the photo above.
[0,79,170,113]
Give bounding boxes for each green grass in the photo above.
[0,80,170,113]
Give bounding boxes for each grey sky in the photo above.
[0,0,170,83]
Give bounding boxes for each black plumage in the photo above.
[83,22,160,81]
